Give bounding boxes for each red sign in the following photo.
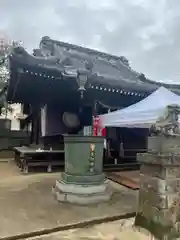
[92,116,106,137]
[101,127,106,137]
[92,116,100,136]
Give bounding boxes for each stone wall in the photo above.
[135,136,180,240]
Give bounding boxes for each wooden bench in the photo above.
[14,146,64,174]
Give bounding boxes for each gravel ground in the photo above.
[0,161,137,239]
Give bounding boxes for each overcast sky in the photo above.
[0,0,180,83]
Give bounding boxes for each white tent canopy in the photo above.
[99,87,180,128]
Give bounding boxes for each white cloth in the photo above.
[99,87,180,128]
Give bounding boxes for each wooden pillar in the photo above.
[30,105,41,145]
[93,101,98,117]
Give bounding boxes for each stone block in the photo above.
[139,187,180,209]
[148,136,180,153]
[140,164,180,179]
[140,174,166,193]
[136,135,180,239]
[137,152,180,165]
[139,199,180,224]
[166,167,180,179]
[140,164,165,179]
[52,180,112,205]
[137,201,173,226]
[135,213,178,240]
[55,179,108,194]
[140,174,180,194]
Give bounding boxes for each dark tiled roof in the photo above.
[33,36,159,93]
[9,36,180,94]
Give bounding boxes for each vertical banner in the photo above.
[101,127,106,137]
[99,117,106,137]
[93,116,107,137]
[92,116,100,136]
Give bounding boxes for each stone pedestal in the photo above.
[53,135,112,205]
[135,136,180,240]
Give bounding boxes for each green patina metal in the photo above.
[61,135,105,185]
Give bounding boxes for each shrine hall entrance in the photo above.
[103,127,148,168]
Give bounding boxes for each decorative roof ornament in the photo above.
[85,60,93,72]
[61,57,72,66]
[138,73,147,82]
[119,56,129,67]
[150,105,180,136]
[62,66,78,77]
[41,36,51,42]
[12,40,23,48]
